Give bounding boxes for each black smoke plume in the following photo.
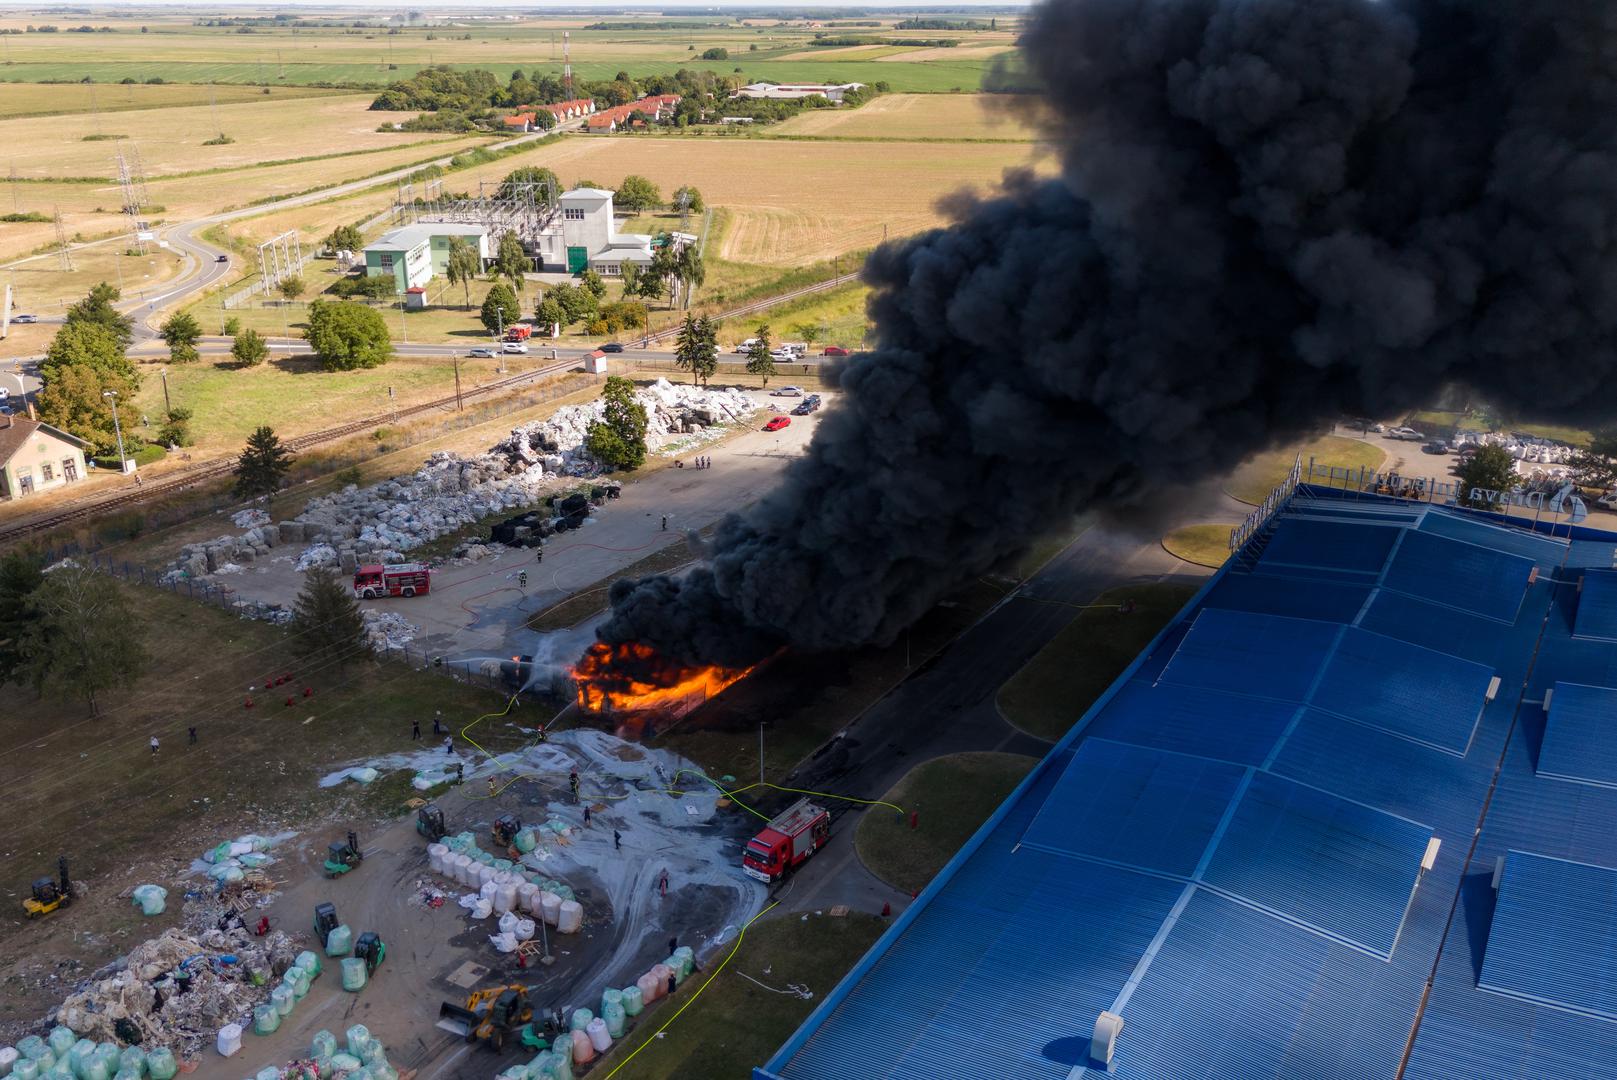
[597,0,1617,675]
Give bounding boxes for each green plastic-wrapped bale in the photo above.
[252,1004,281,1035]
[143,1049,177,1080]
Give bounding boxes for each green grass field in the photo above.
[594,911,886,1079]
[997,582,1202,743]
[855,751,1037,894]
[1224,435,1387,505]
[1162,523,1238,568]
[733,280,872,352]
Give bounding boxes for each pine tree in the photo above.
[160,310,202,364]
[21,565,146,716]
[746,324,776,387]
[0,551,45,687]
[695,316,720,386]
[673,314,703,385]
[290,567,370,665]
[233,425,294,500]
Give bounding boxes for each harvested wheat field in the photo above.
[772,93,1037,141]
[876,44,1019,62]
[0,82,340,120]
[0,94,482,179]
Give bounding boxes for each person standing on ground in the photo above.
[433,712,444,737]
[188,726,197,745]
[667,971,677,997]
[411,719,421,741]
[669,935,677,954]
[569,768,580,801]
[661,515,667,531]
[659,869,669,898]
[149,736,159,757]
[487,776,497,797]
[583,805,592,827]
[444,735,454,755]
[613,829,621,851]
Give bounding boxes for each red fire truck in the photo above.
[503,324,533,342]
[742,799,831,884]
[353,563,431,599]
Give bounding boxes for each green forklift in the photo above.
[353,931,386,975]
[492,814,521,850]
[416,804,447,843]
[323,831,363,878]
[314,902,340,943]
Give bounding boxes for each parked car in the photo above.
[600,342,625,353]
[11,313,36,323]
[770,348,796,360]
[822,346,850,357]
[791,393,822,416]
[468,347,496,358]
[764,415,792,432]
[771,386,803,397]
[1599,492,1617,510]
[1387,426,1425,441]
[502,342,529,354]
[1422,440,1449,454]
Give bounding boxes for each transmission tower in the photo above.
[53,207,73,272]
[115,146,152,254]
[676,189,692,233]
[563,31,572,98]
[7,166,16,214]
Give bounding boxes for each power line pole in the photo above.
[53,207,73,272]
[453,358,463,411]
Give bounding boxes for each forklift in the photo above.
[314,902,340,944]
[353,931,386,975]
[416,804,447,843]
[323,831,363,878]
[492,814,521,850]
[437,984,533,1051]
[23,857,71,919]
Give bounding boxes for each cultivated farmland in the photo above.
[770,92,1038,141]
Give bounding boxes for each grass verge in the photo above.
[592,910,886,1080]
[1162,523,1238,569]
[1224,435,1386,505]
[997,581,1201,743]
[854,751,1037,895]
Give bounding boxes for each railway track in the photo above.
[644,272,863,346]
[0,358,577,544]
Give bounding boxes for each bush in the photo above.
[700,47,728,60]
[306,301,391,371]
[328,275,398,300]
[93,443,166,469]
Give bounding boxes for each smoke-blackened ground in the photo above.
[599,0,1617,676]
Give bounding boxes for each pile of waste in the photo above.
[194,833,289,886]
[49,922,299,1059]
[1,1027,181,1080]
[363,611,418,651]
[429,832,583,943]
[161,381,755,586]
[245,1024,397,1080]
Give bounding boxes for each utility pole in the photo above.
[102,390,128,472]
[159,368,170,417]
[758,724,765,785]
[453,358,463,411]
[387,385,397,423]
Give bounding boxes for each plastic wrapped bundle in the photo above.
[494,882,518,914]
[329,1054,361,1074]
[215,1024,243,1058]
[569,1030,593,1066]
[348,767,378,784]
[270,983,296,1018]
[540,893,561,927]
[585,1018,610,1054]
[474,850,495,866]
[211,865,245,885]
[254,1068,281,1080]
[477,865,499,887]
[498,911,519,935]
[621,985,644,1017]
[10,1063,38,1080]
[450,854,472,885]
[494,1069,527,1080]
[514,829,537,854]
[672,946,694,978]
[492,858,513,872]
[78,1056,109,1080]
[345,1025,372,1059]
[143,1049,176,1080]
[68,1038,96,1075]
[284,965,311,999]
[550,884,575,903]
[117,1046,144,1077]
[637,972,661,1005]
[15,1039,44,1063]
[111,1068,139,1080]
[569,1009,593,1033]
[513,918,535,942]
[310,1031,337,1061]
[296,950,323,978]
[0,1047,18,1076]
[45,1032,72,1061]
[341,958,368,992]
[525,1052,557,1080]
[369,1064,399,1080]
[557,900,582,934]
[324,924,353,956]
[252,1004,281,1035]
[479,880,499,901]
[427,843,448,873]
[238,853,270,869]
[602,1001,625,1040]
[517,883,540,913]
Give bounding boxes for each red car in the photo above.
[764,415,792,432]
[822,346,850,356]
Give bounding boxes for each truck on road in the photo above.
[742,799,831,883]
[503,325,533,342]
[353,563,431,599]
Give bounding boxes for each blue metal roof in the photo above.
[1574,569,1617,642]
[763,490,1617,1080]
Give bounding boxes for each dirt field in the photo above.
[0,82,342,120]
[770,92,1037,141]
[4,243,187,318]
[0,93,481,179]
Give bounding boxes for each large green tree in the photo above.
[64,282,133,347]
[0,551,44,687]
[231,327,268,367]
[21,565,146,717]
[746,324,776,386]
[535,295,565,333]
[496,165,561,202]
[481,282,521,334]
[579,269,607,301]
[1456,445,1518,509]
[619,262,642,299]
[583,375,648,471]
[614,174,662,212]
[291,567,370,666]
[323,224,364,254]
[671,185,704,213]
[306,300,391,371]
[547,283,597,325]
[41,321,138,388]
[445,235,481,310]
[674,243,706,307]
[233,425,294,499]
[674,313,718,387]
[35,363,136,456]
[493,230,528,292]
[159,310,202,364]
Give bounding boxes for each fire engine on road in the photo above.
[353,563,431,599]
[742,799,831,883]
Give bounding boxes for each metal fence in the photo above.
[1230,453,1303,552]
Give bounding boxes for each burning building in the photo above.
[572,641,753,724]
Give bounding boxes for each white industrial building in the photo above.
[363,223,491,292]
[735,82,865,102]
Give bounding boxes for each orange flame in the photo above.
[573,641,753,714]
